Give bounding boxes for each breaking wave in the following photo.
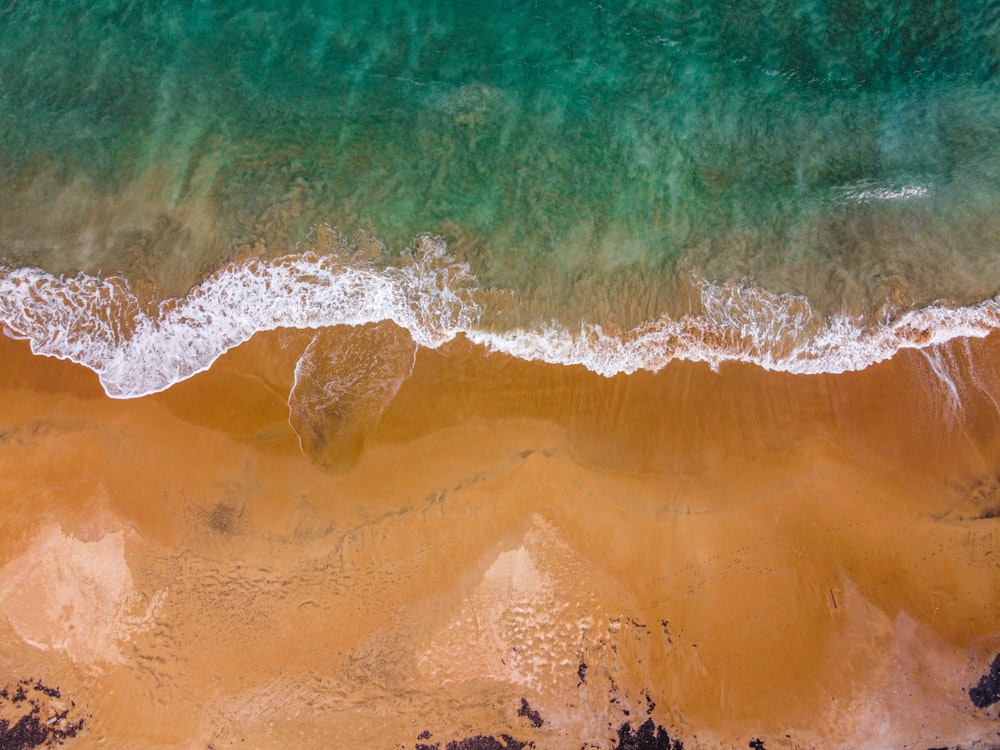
[2,230,1000,399]
[469,281,1000,377]
[0,232,477,398]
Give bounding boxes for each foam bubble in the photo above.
[3,231,1000,399]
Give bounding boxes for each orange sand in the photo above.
[0,329,999,749]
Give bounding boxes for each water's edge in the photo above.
[3,230,998,400]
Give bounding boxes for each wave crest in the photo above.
[471,281,1000,377]
[3,230,1000,398]
[0,230,480,398]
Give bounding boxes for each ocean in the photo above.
[5,0,1000,390]
[1,1,1000,748]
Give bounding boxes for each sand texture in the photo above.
[0,330,999,749]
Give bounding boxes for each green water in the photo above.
[3,0,1000,319]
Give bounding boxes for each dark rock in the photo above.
[613,719,682,750]
[644,693,656,715]
[517,698,543,728]
[0,715,49,750]
[419,731,433,740]
[969,653,1000,708]
[498,735,528,750]
[749,740,766,750]
[0,678,85,748]
[30,682,60,700]
[578,661,588,685]
[445,735,529,750]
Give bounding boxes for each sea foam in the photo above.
[2,233,1000,399]
[0,234,478,398]
[470,281,1000,377]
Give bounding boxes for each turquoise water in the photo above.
[2,0,1000,323]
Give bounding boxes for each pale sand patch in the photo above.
[0,524,165,666]
[419,516,583,688]
[415,513,668,747]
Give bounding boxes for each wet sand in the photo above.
[1,330,999,749]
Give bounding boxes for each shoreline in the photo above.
[6,244,1000,402]
[0,331,999,748]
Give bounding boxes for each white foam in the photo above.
[469,281,1000,377]
[835,180,932,205]
[3,233,1000,398]
[0,234,480,398]
[917,346,963,414]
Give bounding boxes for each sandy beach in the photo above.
[1,328,998,749]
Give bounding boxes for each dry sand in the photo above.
[0,328,999,749]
